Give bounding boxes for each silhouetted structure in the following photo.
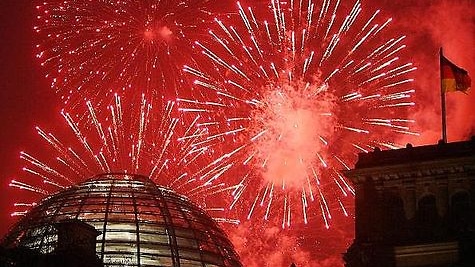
[0,220,102,267]
[1,173,242,267]
[344,138,475,267]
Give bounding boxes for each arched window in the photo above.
[382,193,406,243]
[450,191,471,234]
[415,194,439,241]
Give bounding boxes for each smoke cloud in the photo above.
[381,0,475,145]
[225,217,353,267]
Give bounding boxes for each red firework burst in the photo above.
[34,0,227,110]
[10,92,238,224]
[179,0,418,228]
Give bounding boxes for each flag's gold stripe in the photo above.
[441,79,457,92]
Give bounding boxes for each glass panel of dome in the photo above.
[94,188,111,194]
[77,212,106,220]
[61,199,82,206]
[58,206,80,214]
[139,232,169,244]
[169,211,185,221]
[86,221,104,229]
[178,249,202,261]
[140,243,173,256]
[134,198,157,206]
[193,231,208,240]
[136,204,162,213]
[186,221,209,233]
[72,187,92,194]
[202,252,225,265]
[104,241,137,252]
[200,242,219,254]
[105,230,137,242]
[41,205,61,215]
[174,228,195,238]
[89,203,111,212]
[96,242,103,253]
[137,212,161,222]
[103,252,138,266]
[90,182,111,189]
[92,194,111,201]
[179,258,204,266]
[85,196,108,203]
[106,222,136,231]
[176,237,199,249]
[54,213,78,221]
[110,190,134,198]
[113,181,133,187]
[93,180,113,187]
[109,196,134,203]
[109,203,134,213]
[171,216,190,228]
[140,254,174,266]
[138,223,168,234]
[108,211,136,221]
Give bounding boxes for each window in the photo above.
[415,195,439,241]
[450,191,471,233]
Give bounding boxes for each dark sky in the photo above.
[0,1,473,265]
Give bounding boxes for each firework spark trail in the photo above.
[10,93,237,222]
[179,0,418,228]
[33,0,226,111]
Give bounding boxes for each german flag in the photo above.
[440,52,471,93]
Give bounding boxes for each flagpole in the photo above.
[440,48,447,143]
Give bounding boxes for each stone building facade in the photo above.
[344,138,475,267]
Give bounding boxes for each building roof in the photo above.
[354,137,475,169]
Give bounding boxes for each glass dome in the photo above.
[2,173,241,267]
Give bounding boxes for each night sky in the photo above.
[0,0,473,266]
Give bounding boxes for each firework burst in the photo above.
[179,0,418,228]
[10,93,238,224]
[34,0,227,109]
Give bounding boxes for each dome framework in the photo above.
[2,173,241,267]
